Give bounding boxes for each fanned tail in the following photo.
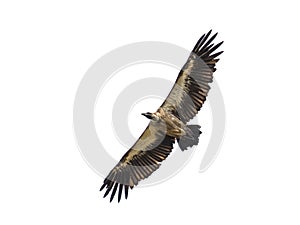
[177,125,201,151]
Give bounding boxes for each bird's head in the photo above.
[141,112,159,121]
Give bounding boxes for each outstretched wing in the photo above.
[100,122,175,202]
[160,30,223,123]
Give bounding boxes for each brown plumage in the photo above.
[100,30,223,202]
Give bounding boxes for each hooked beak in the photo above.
[141,112,152,119]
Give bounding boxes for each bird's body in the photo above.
[149,108,196,142]
[100,30,223,202]
[153,108,187,138]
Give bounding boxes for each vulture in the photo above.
[100,30,223,202]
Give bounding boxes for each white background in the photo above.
[1,0,299,224]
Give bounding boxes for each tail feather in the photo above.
[177,125,201,151]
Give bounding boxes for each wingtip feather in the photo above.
[124,185,129,199]
[110,182,118,202]
[118,184,123,203]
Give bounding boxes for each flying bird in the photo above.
[100,30,223,202]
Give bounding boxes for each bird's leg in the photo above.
[168,128,186,138]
